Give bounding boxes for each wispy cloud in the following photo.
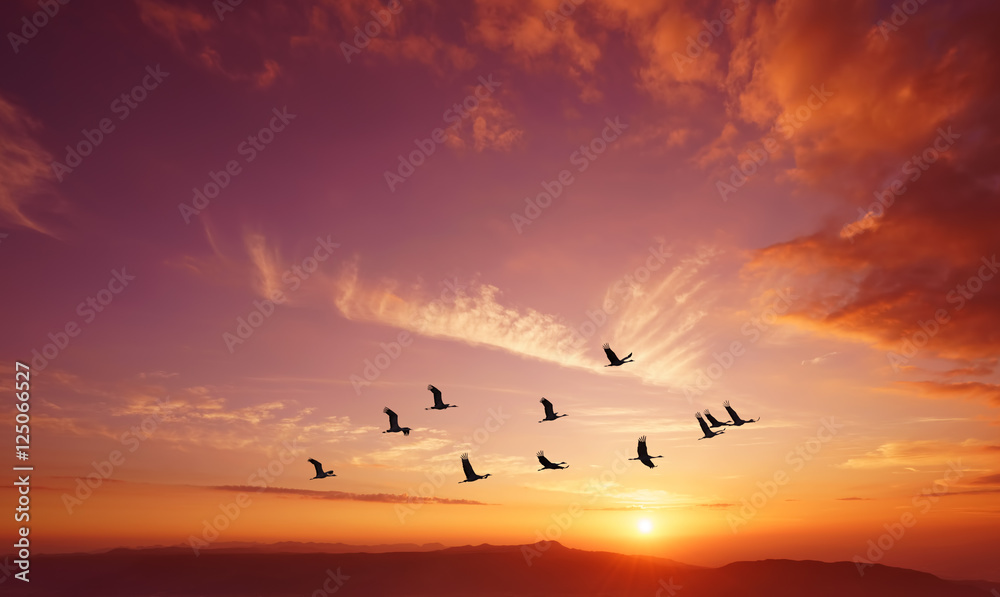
[840,440,998,470]
[328,247,720,388]
[207,485,494,505]
[801,351,837,366]
[0,93,62,236]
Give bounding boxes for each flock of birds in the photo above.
[307,343,759,482]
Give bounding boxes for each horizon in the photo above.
[14,539,999,584]
[2,0,999,592]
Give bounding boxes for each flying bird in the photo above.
[458,453,491,483]
[382,407,412,436]
[696,412,725,440]
[307,458,335,480]
[539,398,567,422]
[425,384,456,410]
[629,435,662,468]
[723,400,758,426]
[536,450,569,471]
[703,409,731,428]
[603,343,634,366]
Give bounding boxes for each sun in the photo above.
[638,519,653,534]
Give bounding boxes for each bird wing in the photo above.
[384,407,399,427]
[537,451,553,467]
[461,455,476,479]
[723,400,740,421]
[603,343,619,363]
[697,413,711,435]
[308,458,324,476]
[540,398,555,418]
[428,384,443,407]
[637,436,649,459]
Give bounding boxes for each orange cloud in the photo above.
[137,0,282,87]
[737,2,1000,371]
[898,381,1000,406]
[470,0,602,101]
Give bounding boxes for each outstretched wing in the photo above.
[308,458,324,476]
[637,435,650,459]
[696,412,711,435]
[428,384,443,407]
[461,453,476,479]
[537,451,553,467]
[540,398,555,418]
[384,407,399,427]
[603,343,619,364]
[723,400,740,421]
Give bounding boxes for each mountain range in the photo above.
[5,541,998,596]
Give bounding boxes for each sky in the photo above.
[1,0,999,583]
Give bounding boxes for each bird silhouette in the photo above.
[425,384,456,410]
[629,435,662,468]
[538,397,567,422]
[382,407,412,436]
[696,412,725,439]
[603,343,634,366]
[703,409,731,428]
[307,458,335,479]
[458,453,491,483]
[723,400,758,426]
[536,450,569,471]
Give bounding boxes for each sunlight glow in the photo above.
[638,519,653,534]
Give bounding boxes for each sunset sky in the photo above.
[2,0,999,584]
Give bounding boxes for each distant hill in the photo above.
[87,540,450,555]
[5,541,997,596]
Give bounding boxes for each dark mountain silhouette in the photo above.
[4,542,996,596]
[86,540,449,555]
